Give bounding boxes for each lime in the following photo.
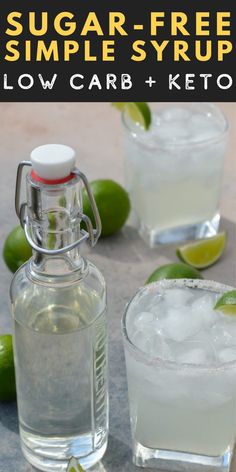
[0,335,16,402]
[82,179,130,237]
[3,225,32,273]
[48,212,57,230]
[112,102,125,111]
[146,262,203,284]
[214,290,236,315]
[112,102,151,130]
[47,212,57,250]
[176,232,226,269]
[67,457,85,472]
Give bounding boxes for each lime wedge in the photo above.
[112,102,151,130]
[67,457,85,472]
[214,290,236,315]
[146,262,203,284]
[112,102,125,111]
[176,232,226,269]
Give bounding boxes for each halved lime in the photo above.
[146,262,203,284]
[112,102,151,130]
[214,290,236,315]
[176,232,226,269]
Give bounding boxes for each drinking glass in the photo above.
[123,103,229,247]
[122,279,235,471]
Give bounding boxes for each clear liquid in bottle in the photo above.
[11,144,108,471]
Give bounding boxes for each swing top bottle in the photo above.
[10,144,108,471]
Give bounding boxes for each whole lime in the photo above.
[82,179,130,237]
[0,335,16,402]
[146,262,203,284]
[3,225,32,273]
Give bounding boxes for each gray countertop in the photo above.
[0,221,236,472]
[0,103,235,472]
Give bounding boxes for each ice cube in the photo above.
[158,121,190,143]
[145,333,171,360]
[131,330,167,358]
[134,311,155,331]
[165,288,193,307]
[160,306,202,342]
[131,330,149,353]
[218,347,236,363]
[145,293,164,315]
[161,107,192,122]
[178,348,207,364]
[211,316,236,348]
[173,340,217,365]
[192,294,214,312]
[191,295,217,328]
[188,113,220,142]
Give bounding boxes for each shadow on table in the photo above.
[0,401,19,433]
[89,225,149,264]
[92,218,236,284]
[24,461,108,472]
[23,436,139,472]
[27,439,236,472]
[103,434,132,470]
[103,434,153,472]
[26,456,124,472]
[26,466,109,472]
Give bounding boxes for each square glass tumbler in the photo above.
[122,279,236,472]
[122,103,229,247]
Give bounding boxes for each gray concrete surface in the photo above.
[0,103,235,472]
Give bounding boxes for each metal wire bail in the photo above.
[15,160,32,225]
[14,161,102,254]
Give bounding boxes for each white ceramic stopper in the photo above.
[30,144,76,180]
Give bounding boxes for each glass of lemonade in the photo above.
[122,279,236,471]
[122,103,229,247]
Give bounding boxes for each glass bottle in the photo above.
[10,144,108,471]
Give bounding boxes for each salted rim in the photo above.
[122,279,236,371]
[122,103,229,150]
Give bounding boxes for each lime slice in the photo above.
[112,102,151,130]
[214,290,236,315]
[146,262,203,284]
[176,232,226,269]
